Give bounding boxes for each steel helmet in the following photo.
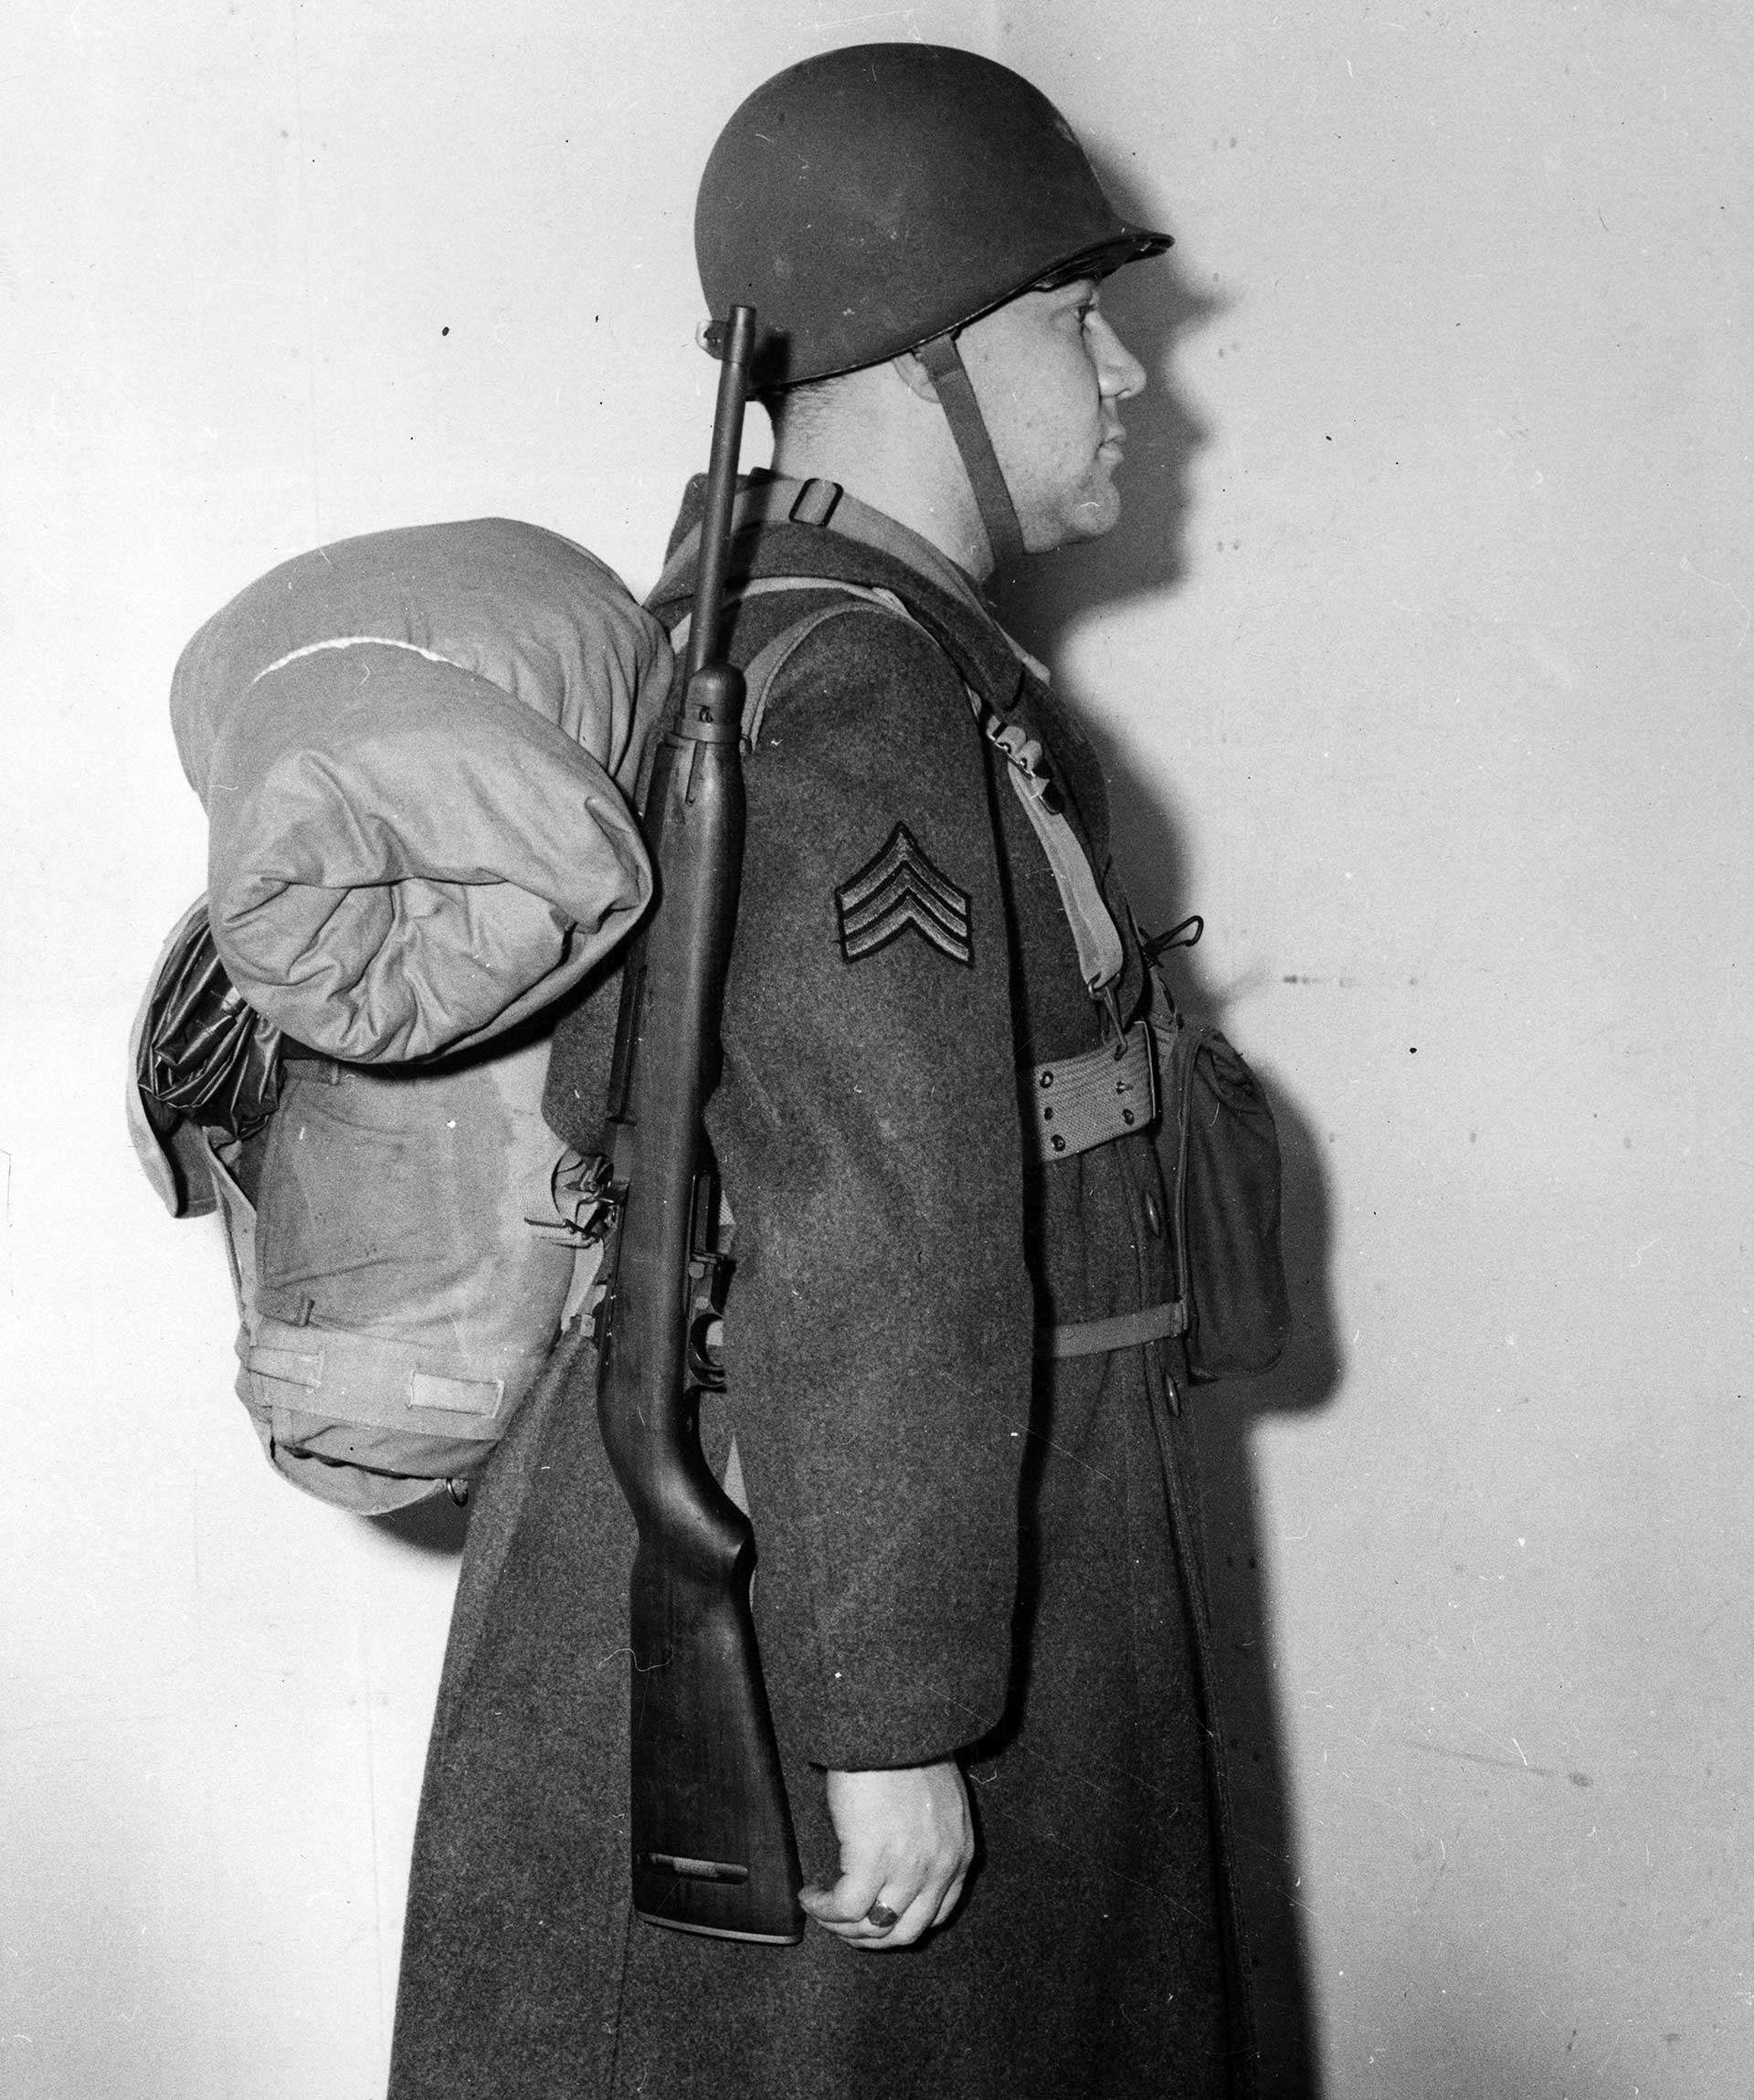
[695,45,1171,570]
[695,44,1171,388]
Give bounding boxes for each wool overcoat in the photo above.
[388,475,1258,2099]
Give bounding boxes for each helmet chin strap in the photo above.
[916,333,1026,574]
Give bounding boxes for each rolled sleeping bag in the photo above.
[173,515,671,1061]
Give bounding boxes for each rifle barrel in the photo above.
[687,305,757,682]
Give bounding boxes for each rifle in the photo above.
[593,304,805,1945]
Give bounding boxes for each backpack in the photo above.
[131,518,672,1513]
[131,522,872,1515]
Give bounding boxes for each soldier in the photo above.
[392,43,1258,2100]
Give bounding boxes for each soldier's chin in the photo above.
[1066,488,1122,541]
[1020,482,1122,554]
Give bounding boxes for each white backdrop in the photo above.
[5,4,1749,2095]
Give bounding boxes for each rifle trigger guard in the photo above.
[686,1249,732,1391]
[688,1314,726,1391]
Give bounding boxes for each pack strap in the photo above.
[668,571,914,660]
[1026,1023,1156,1160]
[740,604,870,748]
[669,575,918,749]
[1035,1298,1189,1359]
[998,763,1125,996]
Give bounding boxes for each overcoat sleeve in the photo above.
[705,603,1036,1776]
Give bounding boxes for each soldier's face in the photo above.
[957,279,1147,554]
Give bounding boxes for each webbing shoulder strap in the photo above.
[991,748,1125,997]
[668,575,910,680]
[669,575,914,749]
[740,600,876,748]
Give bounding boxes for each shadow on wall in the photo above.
[997,166,1343,2100]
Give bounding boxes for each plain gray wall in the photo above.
[4,3,1748,2095]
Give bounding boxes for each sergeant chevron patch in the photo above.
[835,824,974,968]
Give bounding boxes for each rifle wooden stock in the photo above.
[594,308,804,1945]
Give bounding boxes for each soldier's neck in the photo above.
[770,393,992,584]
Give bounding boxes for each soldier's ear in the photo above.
[890,350,942,404]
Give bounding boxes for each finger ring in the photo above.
[865,1902,900,1930]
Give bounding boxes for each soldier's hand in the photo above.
[800,1760,974,1949]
